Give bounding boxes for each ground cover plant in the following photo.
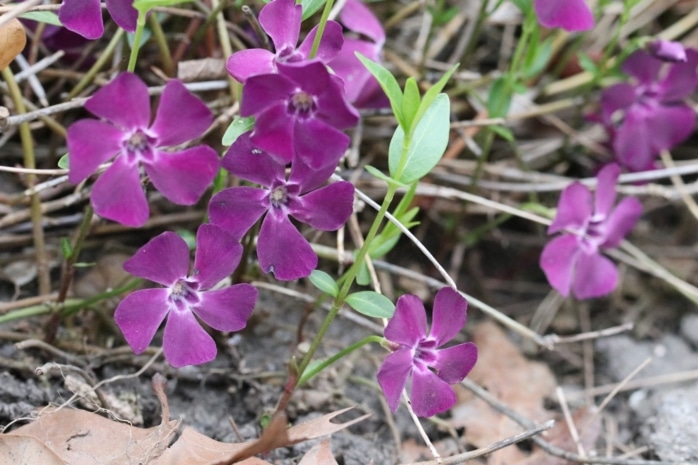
[1,0,698,463]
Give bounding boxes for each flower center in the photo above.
[414,338,438,367]
[269,185,289,208]
[124,129,156,162]
[289,91,316,117]
[170,279,201,310]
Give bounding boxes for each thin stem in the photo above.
[212,0,238,98]
[148,13,174,76]
[298,335,383,385]
[127,10,148,73]
[308,0,335,59]
[2,67,51,295]
[68,28,126,99]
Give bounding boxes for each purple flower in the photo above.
[648,40,687,63]
[328,0,389,108]
[599,49,698,171]
[377,287,478,417]
[67,72,219,227]
[534,0,594,32]
[240,61,359,168]
[114,224,258,367]
[226,0,343,83]
[208,133,354,281]
[540,164,642,299]
[59,0,137,40]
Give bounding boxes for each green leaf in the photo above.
[489,124,514,142]
[356,261,371,286]
[413,63,457,134]
[345,291,395,318]
[60,238,73,260]
[356,53,404,129]
[364,165,406,187]
[401,77,421,132]
[487,75,512,118]
[577,51,599,76]
[389,93,450,184]
[222,116,255,146]
[522,36,553,80]
[133,0,193,10]
[308,270,338,297]
[127,28,151,48]
[57,154,69,170]
[20,11,62,26]
[301,0,326,20]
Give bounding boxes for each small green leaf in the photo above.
[308,270,338,297]
[489,125,514,142]
[413,63,457,133]
[523,36,553,80]
[222,116,255,146]
[356,53,404,129]
[127,28,151,48]
[356,262,371,286]
[487,76,512,118]
[364,165,406,187]
[301,0,326,20]
[577,52,599,76]
[401,77,421,132]
[60,238,73,259]
[57,154,69,170]
[389,93,450,184]
[20,11,62,26]
[346,291,395,318]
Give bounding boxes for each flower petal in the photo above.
[433,342,478,384]
[658,49,698,101]
[330,38,379,104]
[150,80,213,147]
[163,308,217,367]
[429,287,467,347]
[540,234,582,297]
[613,111,655,171]
[222,133,285,186]
[59,0,103,39]
[339,0,385,44]
[385,294,428,347]
[534,0,594,32]
[600,83,635,124]
[240,69,296,117]
[145,146,219,205]
[258,0,301,53]
[105,0,137,32]
[548,182,593,234]
[376,349,413,412]
[85,72,151,130]
[257,210,318,280]
[289,181,354,231]
[293,117,350,169]
[297,21,344,63]
[67,119,124,184]
[124,231,190,285]
[315,76,360,129]
[602,197,642,248]
[114,288,170,354]
[91,156,149,227]
[193,224,243,289]
[208,187,269,240]
[226,49,275,83]
[649,40,687,63]
[571,251,618,299]
[194,284,257,332]
[646,104,696,153]
[621,50,662,85]
[594,163,620,219]
[410,366,456,417]
[288,157,339,193]
[277,61,330,98]
[250,103,296,164]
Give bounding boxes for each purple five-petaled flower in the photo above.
[226,0,343,83]
[377,287,478,418]
[208,133,354,281]
[59,0,137,40]
[540,164,642,300]
[534,0,594,32]
[67,72,219,227]
[114,224,258,368]
[599,49,698,171]
[240,60,359,168]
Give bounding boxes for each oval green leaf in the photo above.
[309,270,338,297]
[345,291,395,318]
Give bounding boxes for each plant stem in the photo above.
[307,0,335,59]
[128,10,148,73]
[298,335,383,385]
[2,67,51,296]
[68,28,125,99]
[148,13,174,76]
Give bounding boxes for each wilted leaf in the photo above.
[0,19,26,70]
[298,439,338,465]
[154,428,266,465]
[0,435,66,465]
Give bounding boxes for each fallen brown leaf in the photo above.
[450,321,557,465]
[0,434,66,465]
[0,19,26,70]
[298,439,338,465]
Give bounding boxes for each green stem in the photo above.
[148,13,174,76]
[68,28,125,99]
[127,10,148,73]
[298,335,383,385]
[307,0,335,59]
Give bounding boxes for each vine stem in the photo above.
[68,28,125,99]
[127,10,148,72]
[297,335,383,385]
